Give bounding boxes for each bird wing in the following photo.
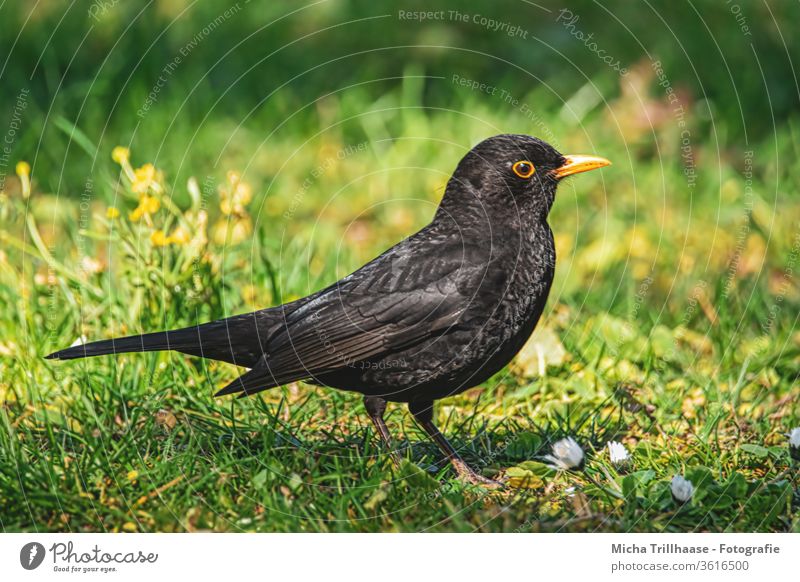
[216,233,493,396]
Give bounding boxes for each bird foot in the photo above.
[453,465,505,489]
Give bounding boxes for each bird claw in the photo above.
[456,469,505,489]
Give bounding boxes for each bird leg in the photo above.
[363,396,401,466]
[408,401,502,488]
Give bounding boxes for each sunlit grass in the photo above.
[0,78,798,532]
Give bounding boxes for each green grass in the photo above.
[1,74,799,532]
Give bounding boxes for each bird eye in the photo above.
[512,160,535,179]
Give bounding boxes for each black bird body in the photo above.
[310,216,555,403]
[47,134,609,485]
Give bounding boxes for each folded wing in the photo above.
[216,235,490,397]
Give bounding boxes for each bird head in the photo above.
[440,134,610,220]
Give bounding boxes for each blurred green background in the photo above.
[2,0,799,192]
[1,0,799,532]
[2,0,799,328]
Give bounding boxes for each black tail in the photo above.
[45,311,281,368]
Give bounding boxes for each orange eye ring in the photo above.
[512,160,535,179]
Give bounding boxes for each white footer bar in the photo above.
[1,533,795,580]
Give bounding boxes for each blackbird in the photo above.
[47,134,610,486]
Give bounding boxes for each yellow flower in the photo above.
[15,161,30,177]
[111,146,130,164]
[132,163,163,194]
[219,170,252,216]
[16,161,31,199]
[187,210,208,254]
[150,230,170,246]
[213,215,252,245]
[106,206,120,219]
[112,146,135,181]
[129,194,161,222]
[149,226,192,248]
[242,284,256,302]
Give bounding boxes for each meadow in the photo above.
[0,1,798,532]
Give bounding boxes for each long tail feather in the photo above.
[46,329,197,360]
[45,311,280,368]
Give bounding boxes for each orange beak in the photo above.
[553,154,612,179]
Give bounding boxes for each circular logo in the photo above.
[20,542,46,570]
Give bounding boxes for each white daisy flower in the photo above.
[789,428,800,460]
[607,441,631,469]
[671,475,694,504]
[544,437,584,470]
